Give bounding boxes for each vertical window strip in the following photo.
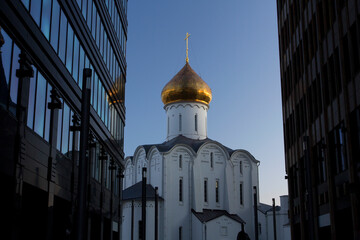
[179,178,183,202]
[216,179,219,203]
[204,179,208,203]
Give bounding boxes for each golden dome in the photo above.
[161,63,212,105]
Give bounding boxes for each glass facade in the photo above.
[16,0,126,148]
[0,0,127,238]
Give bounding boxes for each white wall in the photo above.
[165,102,208,140]
[163,146,193,240]
[205,215,243,240]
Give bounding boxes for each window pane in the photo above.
[58,10,68,63]
[72,36,79,81]
[93,72,98,111]
[50,0,60,51]
[22,0,30,10]
[30,0,41,26]
[56,100,63,150]
[9,44,20,106]
[78,46,84,88]
[41,0,52,40]
[66,24,74,74]
[61,103,70,154]
[44,83,52,142]
[86,0,92,29]
[34,73,47,137]
[68,111,73,152]
[1,30,12,89]
[27,69,37,128]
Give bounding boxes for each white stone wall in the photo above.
[165,102,208,140]
[122,142,260,239]
[205,215,243,240]
[163,146,193,240]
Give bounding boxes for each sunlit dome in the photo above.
[161,63,212,106]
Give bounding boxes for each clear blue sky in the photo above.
[124,0,287,205]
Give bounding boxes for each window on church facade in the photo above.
[240,183,243,205]
[179,114,182,132]
[167,117,169,135]
[215,179,219,203]
[204,179,208,203]
[210,152,214,169]
[179,155,182,169]
[179,226,182,240]
[240,161,243,174]
[195,114,198,131]
[179,178,183,202]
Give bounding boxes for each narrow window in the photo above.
[195,114,198,131]
[216,180,219,203]
[179,227,182,240]
[240,161,243,174]
[179,114,182,132]
[179,178,183,202]
[179,155,182,169]
[240,183,243,205]
[204,179,208,203]
[210,152,214,168]
[138,220,143,239]
[167,117,169,135]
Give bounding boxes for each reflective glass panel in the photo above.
[21,0,30,10]
[27,69,37,129]
[72,36,79,82]
[34,73,47,137]
[1,30,12,85]
[44,83,52,142]
[9,44,20,105]
[61,103,70,154]
[66,24,74,74]
[50,0,60,51]
[30,0,41,25]
[58,10,68,63]
[41,0,52,40]
[56,99,63,150]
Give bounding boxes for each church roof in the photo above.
[192,209,245,224]
[122,181,162,201]
[141,135,236,156]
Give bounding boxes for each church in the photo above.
[121,37,260,240]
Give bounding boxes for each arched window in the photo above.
[195,114,198,131]
[240,161,243,174]
[179,114,182,132]
[210,152,214,168]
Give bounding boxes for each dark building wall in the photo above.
[0,0,127,239]
[276,0,360,240]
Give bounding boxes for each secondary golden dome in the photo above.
[161,63,212,105]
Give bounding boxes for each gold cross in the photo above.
[184,32,190,63]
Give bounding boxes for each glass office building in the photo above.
[276,1,360,239]
[0,0,127,239]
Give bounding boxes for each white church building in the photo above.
[121,60,261,240]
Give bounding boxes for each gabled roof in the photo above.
[122,181,162,201]
[192,209,245,224]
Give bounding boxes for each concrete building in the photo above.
[276,0,360,239]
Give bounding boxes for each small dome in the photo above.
[161,63,212,105]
